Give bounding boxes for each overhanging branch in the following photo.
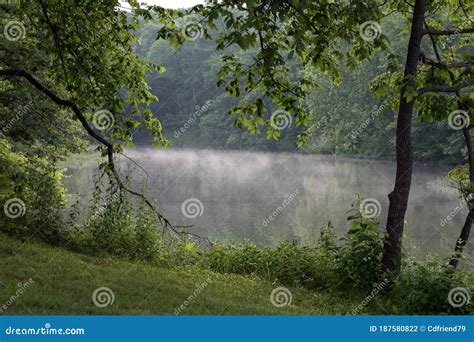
[424,27,474,36]
[421,57,474,70]
[418,78,474,95]
[0,69,213,246]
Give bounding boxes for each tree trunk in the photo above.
[450,209,474,268]
[381,0,427,274]
[449,126,474,268]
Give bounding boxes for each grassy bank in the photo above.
[0,233,374,315]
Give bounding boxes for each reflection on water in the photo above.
[63,148,472,258]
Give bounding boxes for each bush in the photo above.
[340,196,384,289]
[69,174,168,263]
[390,255,474,314]
[6,172,472,315]
[67,189,474,314]
[200,196,383,291]
[0,138,67,244]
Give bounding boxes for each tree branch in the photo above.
[421,56,474,70]
[418,78,474,95]
[424,27,474,36]
[0,69,213,247]
[445,61,474,68]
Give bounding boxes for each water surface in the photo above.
[64,148,472,258]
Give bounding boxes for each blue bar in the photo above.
[0,316,473,342]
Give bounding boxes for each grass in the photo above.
[0,233,372,315]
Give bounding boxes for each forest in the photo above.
[0,0,473,317]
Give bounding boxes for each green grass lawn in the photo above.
[0,233,372,315]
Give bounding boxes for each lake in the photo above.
[63,148,473,258]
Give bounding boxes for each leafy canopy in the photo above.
[152,0,387,147]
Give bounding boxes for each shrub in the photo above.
[340,196,384,289]
[200,196,383,291]
[0,138,67,244]
[390,255,474,314]
[69,174,169,263]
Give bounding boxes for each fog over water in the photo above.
[64,148,473,258]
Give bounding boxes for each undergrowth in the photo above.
[2,168,473,315]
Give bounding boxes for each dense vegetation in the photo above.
[0,0,472,316]
[2,189,472,314]
[133,16,465,159]
[1,232,355,315]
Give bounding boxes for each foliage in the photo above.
[0,138,66,244]
[129,12,465,159]
[390,255,473,314]
[447,164,472,199]
[67,172,202,266]
[370,0,473,135]
[200,196,383,291]
[68,173,165,263]
[152,0,387,148]
[1,2,169,234]
[1,0,168,150]
[342,196,384,289]
[0,0,174,254]
[0,232,371,315]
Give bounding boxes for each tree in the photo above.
[372,0,473,272]
[0,0,175,235]
[131,15,463,157]
[152,0,386,147]
[153,0,473,275]
[422,19,473,269]
[379,0,428,274]
[420,6,473,269]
